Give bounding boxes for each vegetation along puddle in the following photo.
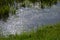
[0,1,60,36]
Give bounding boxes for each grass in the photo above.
[0,23,60,40]
[0,6,10,21]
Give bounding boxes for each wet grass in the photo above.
[0,23,60,40]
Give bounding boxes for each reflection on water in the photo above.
[0,2,60,36]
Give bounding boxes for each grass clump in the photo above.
[0,6,10,21]
[0,23,60,40]
[0,0,14,20]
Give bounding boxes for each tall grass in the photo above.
[0,23,60,40]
